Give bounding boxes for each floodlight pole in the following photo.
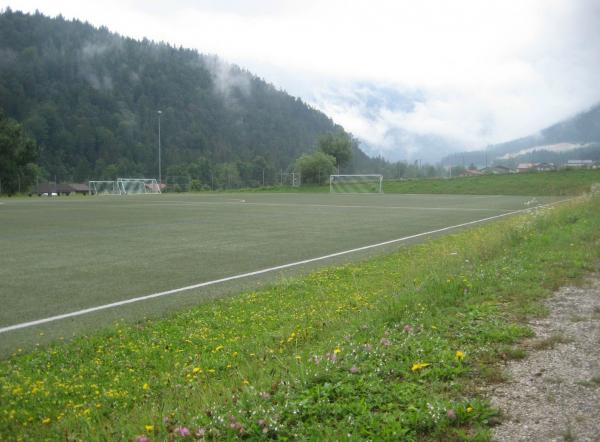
[157,110,162,184]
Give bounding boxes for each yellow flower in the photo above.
[411,362,430,372]
[145,424,154,432]
[192,367,202,374]
[142,383,150,390]
[455,351,465,360]
[42,417,51,425]
[466,406,474,413]
[334,348,341,354]
[242,379,250,385]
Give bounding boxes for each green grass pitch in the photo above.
[0,192,562,354]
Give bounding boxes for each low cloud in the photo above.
[3,0,599,161]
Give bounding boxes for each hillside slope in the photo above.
[442,104,600,167]
[0,9,372,186]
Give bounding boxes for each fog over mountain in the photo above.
[442,103,600,167]
[1,0,599,164]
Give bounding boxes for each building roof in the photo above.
[36,183,90,193]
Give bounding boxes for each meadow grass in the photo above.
[383,169,600,196]
[211,169,600,196]
[1,195,599,440]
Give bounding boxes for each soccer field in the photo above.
[0,192,563,354]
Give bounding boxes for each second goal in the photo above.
[329,175,383,194]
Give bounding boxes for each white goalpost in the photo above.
[117,178,161,195]
[281,172,301,187]
[89,180,120,195]
[329,174,383,194]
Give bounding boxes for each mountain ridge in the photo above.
[442,103,600,166]
[0,9,374,186]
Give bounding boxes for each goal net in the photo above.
[281,172,301,187]
[89,180,120,195]
[330,174,383,194]
[117,178,161,195]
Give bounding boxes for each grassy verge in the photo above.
[384,169,600,196]
[1,196,599,441]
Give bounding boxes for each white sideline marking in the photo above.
[139,200,516,212]
[0,199,573,334]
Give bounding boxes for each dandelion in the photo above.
[455,351,465,361]
[145,424,154,432]
[333,347,341,354]
[411,362,430,372]
[192,367,202,374]
[143,383,150,390]
[466,406,474,413]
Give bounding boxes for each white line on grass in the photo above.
[137,200,517,212]
[0,199,574,334]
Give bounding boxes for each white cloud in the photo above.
[2,0,599,160]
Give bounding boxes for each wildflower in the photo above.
[242,379,250,385]
[136,436,150,442]
[466,406,474,413]
[455,351,465,361]
[380,337,391,347]
[175,427,191,437]
[349,366,360,374]
[334,347,341,354]
[145,424,154,432]
[42,417,51,425]
[403,324,413,333]
[192,367,202,374]
[195,428,206,438]
[411,362,430,372]
[143,383,150,390]
[447,409,456,420]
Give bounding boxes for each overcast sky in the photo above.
[2,0,599,159]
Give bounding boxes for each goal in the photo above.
[280,172,301,187]
[329,174,383,194]
[89,180,120,195]
[117,178,161,195]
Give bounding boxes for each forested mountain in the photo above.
[0,9,374,187]
[442,103,600,167]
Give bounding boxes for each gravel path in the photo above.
[489,278,600,442]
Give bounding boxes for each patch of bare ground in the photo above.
[489,277,600,442]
